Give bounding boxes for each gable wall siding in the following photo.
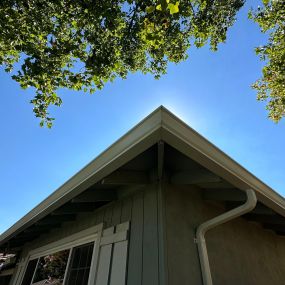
[165,184,285,285]
[11,184,165,285]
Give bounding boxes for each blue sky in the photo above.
[1,1,285,234]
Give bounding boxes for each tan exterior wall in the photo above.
[165,184,285,285]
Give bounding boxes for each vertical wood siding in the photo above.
[142,185,159,285]
[16,184,164,285]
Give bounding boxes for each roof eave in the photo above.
[160,109,285,217]
[1,106,284,246]
[0,107,165,245]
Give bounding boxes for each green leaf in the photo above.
[156,4,162,11]
[168,2,179,14]
[2,0,262,127]
[146,6,155,13]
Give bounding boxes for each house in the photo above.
[1,106,285,285]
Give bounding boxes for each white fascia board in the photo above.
[0,107,164,245]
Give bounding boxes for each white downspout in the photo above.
[196,189,257,285]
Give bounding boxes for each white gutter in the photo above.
[196,189,257,285]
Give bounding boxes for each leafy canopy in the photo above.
[0,0,283,126]
[249,0,285,122]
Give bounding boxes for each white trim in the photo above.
[14,257,29,285]
[62,248,73,285]
[29,258,39,285]
[87,225,103,285]
[29,223,102,259]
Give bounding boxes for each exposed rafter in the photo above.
[203,190,285,235]
[245,214,285,225]
[14,233,41,240]
[171,169,222,185]
[24,224,60,233]
[72,189,117,203]
[225,202,275,215]
[9,235,39,247]
[101,170,149,185]
[36,214,76,225]
[202,188,246,202]
[51,203,97,215]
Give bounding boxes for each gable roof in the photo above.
[1,106,284,249]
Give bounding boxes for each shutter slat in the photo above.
[100,231,128,246]
[95,244,113,285]
[109,240,128,285]
[94,222,129,285]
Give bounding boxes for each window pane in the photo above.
[0,275,12,285]
[65,242,94,285]
[32,249,70,285]
[21,259,38,285]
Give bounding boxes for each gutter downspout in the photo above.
[196,189,257,285]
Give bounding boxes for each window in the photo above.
[18,221,129,285]
[21,244,93,285]
[32,249,70,285]
[21,259,38,285]
[64,243,94,285]
[19,224,102,285]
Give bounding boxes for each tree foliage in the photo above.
[249,0,285,122]
[0,0,284,126]
[33,250,69,283]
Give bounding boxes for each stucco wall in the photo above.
[12,184,165,285]
[165,184,285,285]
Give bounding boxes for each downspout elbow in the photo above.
[196,189,257,285]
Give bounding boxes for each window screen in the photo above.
[21,259,38,285]
[65,242,94,285]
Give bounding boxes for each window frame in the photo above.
[17,223,103,285]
